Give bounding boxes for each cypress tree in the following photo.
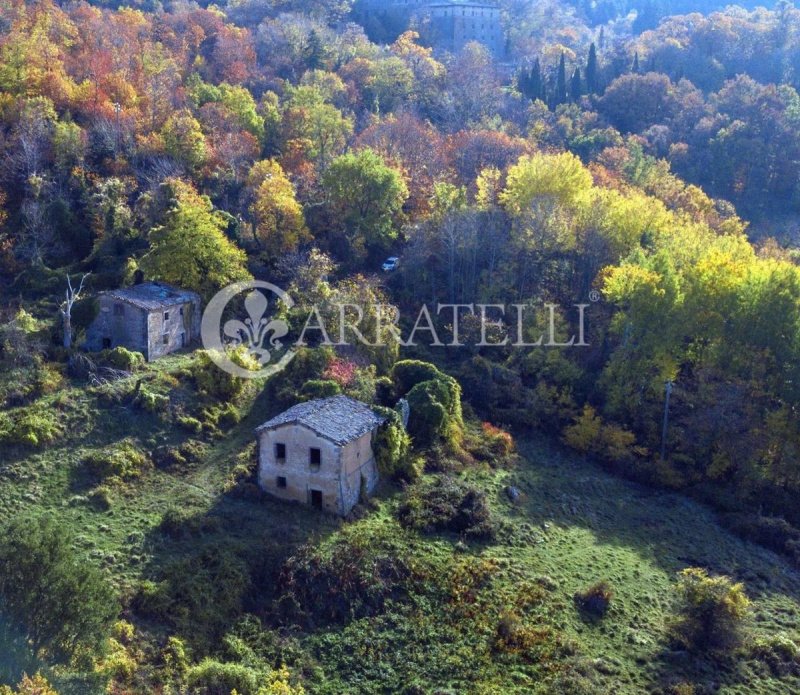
[556,53,567,105]
[570,67,582,101]
[531,59,543,101]
[586,42,598,94]
[632,51,640,74]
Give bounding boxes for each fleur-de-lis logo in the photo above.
[222,290,289,367]
[201,280,296,379]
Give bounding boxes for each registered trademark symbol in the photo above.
[589,290,601,303]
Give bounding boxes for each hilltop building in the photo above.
[356,0,504,56]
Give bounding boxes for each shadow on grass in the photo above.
[507,435,800,692]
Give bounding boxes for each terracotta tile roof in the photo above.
[102,282,199,310]
[255,395,385,445]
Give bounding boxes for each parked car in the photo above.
[382,256,400,272]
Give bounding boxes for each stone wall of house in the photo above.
[339,430,379,515]
[258,423,345,515]
[257,423,379,516]
[84,296,149,354]
[146,300,201,361]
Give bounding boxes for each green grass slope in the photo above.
[0,353,798,693]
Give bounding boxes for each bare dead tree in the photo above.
[60,272,90,349]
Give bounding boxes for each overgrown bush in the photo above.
[391,360,443,395]
[372,406,418,481]
[752,634,800,676]
[397,476,496,540]
[299,378,341,400]
[0,674,59,695]
[186,659,264,695]
[88,485,113,511]
[136,388,170,414]
[493,609,555,659]
[178,415,203,434]
[277,528,416,626]
[671,567,750,653]
[563,405,637,466]
[0,515,117,665]
[0,404,63,448]
[133,545,251,651]
[193,348,259,401]
[404,368,464,450]
[574,581,614,618]
[101,346,145,371]
[84,439,150,481]
[720,513,800,565]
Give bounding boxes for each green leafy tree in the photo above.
[245,160,310,257]
[161,110,208,171]
[322,148,408,261]
[141,179,251,300]
[0,515,116,670]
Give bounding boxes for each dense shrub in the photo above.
[152,440,207,469]
[372,406,417,481]
[178,415,203,434]
[574,581,614,618]
[269,347,334,406]
[193,348,259,401]
[405,371,464,449]
[391,360,443,395]
[562,405,637,466]
[186,658,263,695]
[0,404,63,448]
[101,347,145,371]
[299,378,341,400]
[88,485,113,511]
[134,545,251,650]
[84,440,150,481]
[136,388,170,414]
[493,609,555,659]
[0,515,117,665]
[0,674,59,695]
[397,476,496,540]
[671,567,750,653]
[752,634,800,676]
[277,528,416,626]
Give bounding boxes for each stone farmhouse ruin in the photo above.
[84,282,201,361]
[255,395,386,516]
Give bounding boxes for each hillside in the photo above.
[0,354,798,693]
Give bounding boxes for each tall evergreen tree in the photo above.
[570,67,582,101]
[586,42,598,94]
[555,53,567,105]
[530,59,543,101]
[632,51,640,74]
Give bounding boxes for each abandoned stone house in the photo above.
[255,395,386,516]
[84,282,201,361]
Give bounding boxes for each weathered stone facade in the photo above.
[255,396,385,516]
[356,0,504,57]
[84,282,201,361]
[427,2,504,56]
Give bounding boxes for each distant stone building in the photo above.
[356,0,504,56]
[84,282,201,361]
[255,396,385,516]
[426,2,504,56]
